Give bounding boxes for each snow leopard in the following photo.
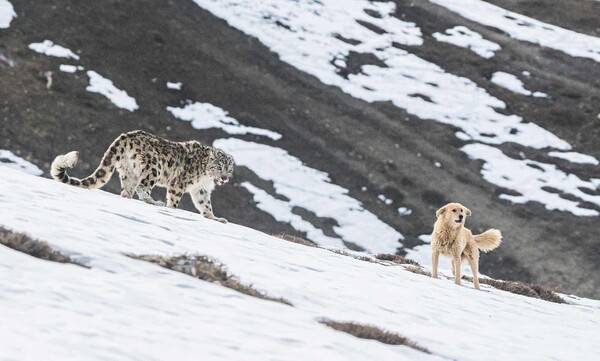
[51,130,234,223]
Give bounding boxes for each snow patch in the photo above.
[59,64,84,73]
[0,150,42,176]
[548,151,599,166]
[86,71,139,112]
[433,26,501,58]
[241,182,345,249]
[462,143,600,216]
[0,0,15,28]
[429,0,600,63]
[28,40,80,60]
[398,207,412,216]
[214,138,403,253]
[166,82,182,90]
[167,102,281,140]
[191,0,569,150]
[491,71,547,97]
[378,194,393,205]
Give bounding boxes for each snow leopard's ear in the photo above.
[463,206,472,217]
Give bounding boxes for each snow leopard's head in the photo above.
[209,149,235,186]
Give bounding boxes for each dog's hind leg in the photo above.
[453,255,461,285]
[467,257,480,290]
[431,251,440,279]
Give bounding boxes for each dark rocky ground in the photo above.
[0,0,598,297]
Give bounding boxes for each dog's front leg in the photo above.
[467,257,480,290]
[431,251,440,279]
[453,256,461,285]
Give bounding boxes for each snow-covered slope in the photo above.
[1,168,599,361]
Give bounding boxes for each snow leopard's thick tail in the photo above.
[51,145,117,189]
[474,229,502,252]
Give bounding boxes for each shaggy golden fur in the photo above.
[431,202,502,289]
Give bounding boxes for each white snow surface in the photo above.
[398,207,413,216]
[548,151,600,165]
[0,150,42,175]
[433,26,501,58]
[86,71,139,112]
[166,81,182,90]
[191,0,569,151]
[1,169,600,360]
[59,64,84,73]
[429,0,600,63]
[167,102,281,140]
[378,194,393,205]
[28,40,80,60]
[462,143,600,216]
[0,0,15,28]
[214,138,403,253]
[490,71,547,97]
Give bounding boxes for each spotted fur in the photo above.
[51,130,234,223]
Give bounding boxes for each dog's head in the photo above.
[436,202,471,228]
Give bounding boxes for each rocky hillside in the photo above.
[0,0,599,297]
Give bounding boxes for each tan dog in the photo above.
[431,202,502,289]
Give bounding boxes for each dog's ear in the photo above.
[464,207,472,216]
[436,205,447,217]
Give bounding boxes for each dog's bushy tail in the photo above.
[474,229,502,252]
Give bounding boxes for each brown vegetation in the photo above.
[375,253,421,266]
[320,319,430,353]
[274,234,317,247]
[462,275,565,304]
[133,254,292,306]
[0,226,87,267]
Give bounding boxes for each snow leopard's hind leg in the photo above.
[135,171,165,206]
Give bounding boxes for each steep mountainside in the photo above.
[0,0,599,296]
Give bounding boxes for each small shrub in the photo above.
[133,254,292,306]
[328,248,351,256]
[404,265,431,276]
[0,226,87,267]
[462,275,565,304]
[274,234,317,247]
[320,319,430,353]
[528,284,566,304]
[375,253,421,266]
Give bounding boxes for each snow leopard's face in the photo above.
[209,150,235,186]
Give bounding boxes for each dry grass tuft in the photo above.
[528,284,566,304]
[133,254,292,306]
[320,319,430,353]
[404,265,431,276]
[462,275,565,304]
[274,234,317,247]
[375,253,421,266]
[0,226,87,267]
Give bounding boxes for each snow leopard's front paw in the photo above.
[154,201,166,207]
[211,216,228,224]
